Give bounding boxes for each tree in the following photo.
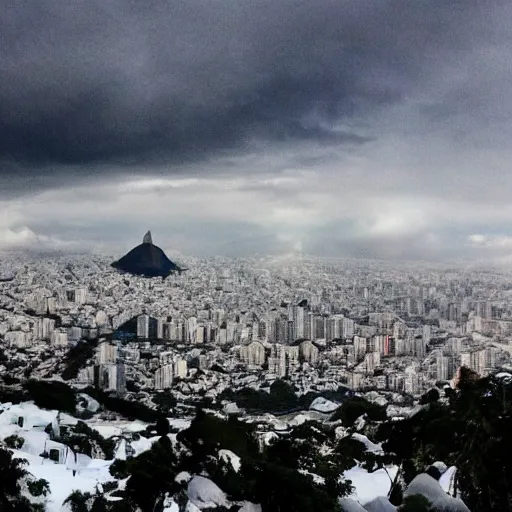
[331,396,387,426]
[378,374,512,511]
[64,491,93,512]
[112,437,181,512]
[155,416,170,437]
[0,446,49,511]
[4,435,24,450]
[418,388,440,405]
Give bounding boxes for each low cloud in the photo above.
[0,174,510,265]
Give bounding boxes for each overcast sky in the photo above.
[1,0,512,263]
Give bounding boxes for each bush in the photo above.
[378,374,512,511]
[331,396,387,426]
[27,479,50,498]
[24,380,77,414]
[58,421,115,459]
[152,391,177,412]
[64,490,93,512]
[419,388,440,405]
[4,434,24,450]
[0,446,47,511]
[84,387,161,423]
[399,494,430,511]
[177,409,259,465]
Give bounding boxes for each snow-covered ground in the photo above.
[87,420,148,439]
[0,400,463,511]
[0,401,154,511]
[344,465,399,505]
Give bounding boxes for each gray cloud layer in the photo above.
[1,1,508,182]
[1,1,512,262]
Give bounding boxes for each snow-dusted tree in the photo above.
[0,445,50,511]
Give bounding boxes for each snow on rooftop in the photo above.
[0,402,57,430]
[0,402,119,511]
[88,419,148,438]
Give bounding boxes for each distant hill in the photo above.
[111,231,185,278]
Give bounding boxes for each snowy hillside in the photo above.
[0,398,469,511]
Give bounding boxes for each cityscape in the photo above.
[1,244,510,402]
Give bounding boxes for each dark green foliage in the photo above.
[0,446,47,511]
[241,461,342,512]
[378,374,512,511]
[58,421,115,459]
[90,494,109,512]
[152,390,177,412]
[0,384,29,405]
[2,374,20,385]
[110,410,353,512]
[84,387,161,423]
[330,396,387,426]
[419,388,440,405]
[453,376,512,511]
[114,437,181,512]
[61,340,98,380]
[219,379,299,414]
[4,434,24,449]
[219,380,349,414]
[109,459,129,480]
[263,422,356,501]
[180,413,350,512]
[24,379,77,414]
[101,482,119,493]
[27,479,50,498]
[64,490,93,512]
[177,409,259,466]
[399,494,430,511]
[155,417,170,437]
[376,402,457,477]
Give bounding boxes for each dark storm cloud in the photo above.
[0,0,507,190]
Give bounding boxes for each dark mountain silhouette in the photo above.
[111,231,185,278]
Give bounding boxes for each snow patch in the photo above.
[351,433,383,454]
[344,466,398,505]
[187,475,230,509]
[404,473,447,503]
[430,496,470,511]
[219,449,241,472]
[363,496,397,512]
[339,497,367,511]
[310,397,339,413]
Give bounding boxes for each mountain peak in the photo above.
[111,232,184,277]
[142,231,153,244]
